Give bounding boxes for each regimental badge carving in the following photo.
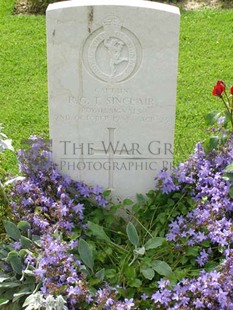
[82,16,142,84]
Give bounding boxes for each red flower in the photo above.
[230,86,233,95]
[212,80,225,97]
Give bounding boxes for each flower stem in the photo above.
[221,96,233,129]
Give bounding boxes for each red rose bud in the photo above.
[230,86,233,95]
[212,81,225,97]
[217,80,226,89]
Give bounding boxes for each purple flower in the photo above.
[124,298,134,309]
[158,279,170,289]
[67,286,82,296]
[34,266,46,278]
[13,241,21,250]
[92,185,103,195]
[196,249,209,266]
[193,298,204,308]
[141,293,148,300]
[95,195,108,207]
[217,116,226,125]
[61,204,69,216]
[73,203,84,214]
[157,170,179,194]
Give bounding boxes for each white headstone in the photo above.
[46,0,180,200]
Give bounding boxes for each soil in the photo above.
[14,0,233,15]
[183,0,220,9]
[182,0,233,10]
[14,0,34,15]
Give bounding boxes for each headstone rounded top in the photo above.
[47,0,180,15]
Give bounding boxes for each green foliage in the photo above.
[0,220,38,308]
[126,222,139,247]
[3,221,21,241]
[0,3,47,173]
[144,237,166,250]
[72,189,203,299]
[0,127,15,238]
[204,82,233,152]
[87,221,111,243]
[152,260,173,277]
[78,238,94,272]
[175,9,233,163]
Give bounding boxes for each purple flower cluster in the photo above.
[33,234,91,308]
[8,135,233,309]
[152,250,233,309]
[153,139,233,308]
[157,141,233,258]
[10,137,108,235]
[8,137,138,309]
[93,286,135,310]
[30,233,136,309]
[34,235,135,310]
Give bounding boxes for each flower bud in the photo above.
[212,82,225,97]
[230,86,233,95]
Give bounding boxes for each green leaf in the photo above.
[0,282,20,288]
[224,110,232,124]
[136,193,146,204]
[206,135,220,152]
[229,185,233,199]
[19,249,29,258]
[224,162,233,173]
[205,111,221,126]
[20,236,32,249]
[103,189,111,197]
[12,302,21,310]
[32,235,41,247]
[87,221,111,243]
[3,221,21,241]
[126,222,139,247]
[79,265,88,276]
[0,298,9,306]
[13,289,32,302]
[105,268,117,279]
[0,274,9,283]
[88,277,101,286]
[156,212,167,224]
[95,268,105,281]
[186,246,199,257]
[0,249,8,259]
[152,260,172,276]
[140,267,155,280]
[180,256,189,265]
[128,278,142,287]
[124,266,136,281]
[6,251,23,275]
[123,198,133,206]
[223,172,233,182]
[22,293,42,307]
[78,239,94,271]
[17,221,31,232]
[144,237,166,250]
[201,240,210,247]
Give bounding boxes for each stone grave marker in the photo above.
[46,0,180,199]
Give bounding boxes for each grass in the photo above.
[175,9,233,162]
[0,1,233,172]
[0,0,47,172]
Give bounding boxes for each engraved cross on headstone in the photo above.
[93,128,130,190]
